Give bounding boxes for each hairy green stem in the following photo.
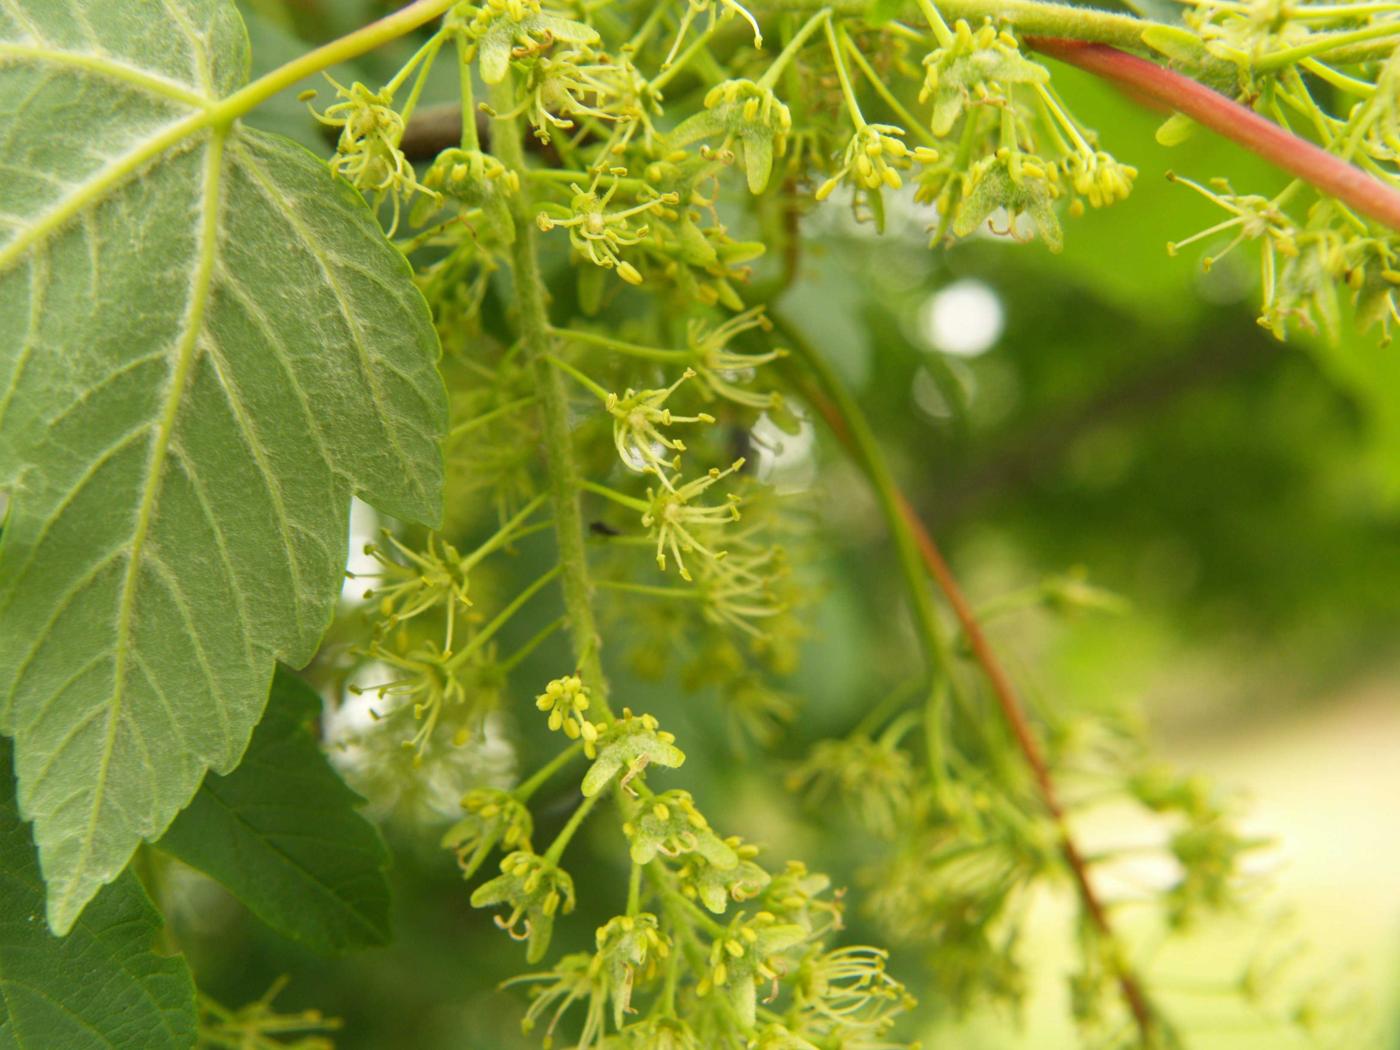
[580,479,651,513]
[385,27,447,111]
[914,0,955,46]
[490,76,616,721]
[598,579,703,600]
[550,324,693,363]
[500,616,567,673]
[825,20,867,127]
[758,8,834,91]
[215,0,456,124]
[543,792,603,864]
[843,36,940,148]
[516,741,586,800]
[448,393,539,438]
[545,353,613,400]
[445,565,561,671]
[460,492,550,572]
[651,21,725,91]
[1255,19,1400,68]
[768,314,954,681]
[782,0,1157,51]
[455,29,482,151]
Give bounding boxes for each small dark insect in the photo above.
[589,520,622,537]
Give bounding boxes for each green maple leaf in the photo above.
[0,1,447,933]
[0,739,196,1049]
[158,669,392,956]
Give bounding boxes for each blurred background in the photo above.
[182,3,1400,1045]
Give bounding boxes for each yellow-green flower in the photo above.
[471,851,576,963]
[535,674,604,752]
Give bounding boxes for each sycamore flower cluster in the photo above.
[607,370,715,479]
[321,0,1388,1043]
[307,78,435,235]
[1157,10,1400,340]
[536,674,604,750]
[537,176,681,283]
[456,687,917,1048]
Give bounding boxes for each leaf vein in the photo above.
[198,336,310,641]
[60,130,226,926]
[230,142,428,493]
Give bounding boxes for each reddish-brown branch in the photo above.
[800,383,1158,1041]
[892,490,1157,1036]
[1027,37,1400,233]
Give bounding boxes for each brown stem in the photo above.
[1028,37,1400,232]
[785,351,1160,1043]
[891,487,1158,1038]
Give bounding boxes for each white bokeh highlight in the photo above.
[919,278,1005,357]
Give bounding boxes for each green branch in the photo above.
[773,310,1164,1045]
[490,75,616,722]
[778,0,1158,51]
[215,0,457,125]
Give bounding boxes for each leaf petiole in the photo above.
[213,0,458,127]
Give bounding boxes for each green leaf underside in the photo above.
[0,739,196,1049]
[0,1,447,934]
[158,669,391,955]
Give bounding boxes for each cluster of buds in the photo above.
[352,530,472,649]
[1063,149,1137,212]
[788,734,918,841]
[1166,175,1297,270]
[676,835,770,914]
[412,147,520,237]
[524,50,656,145]
[465,0,599,84]
[697,912,808,1029]
[443,787,535,878]
[670,79,793,193]
[581,709,686,796]
[954,147,1066,251]
[594,913,671,1026]
[471,850,577,963]
[350,635,470,761]
[789,947,916,1044]
[684,307,786,410]
[1129,765,1262,928]
[1351,238,1400,346]
[816,124,938,201]
[509,916,675,1047]
[535,674,604,752]
[1182,0,1312,70]
[694,540,789,639]
[511,952,606,1048]
[624,789,738,866]
[761,860,843,933]
[920,21,1049,136]
[1162,173,1326,335]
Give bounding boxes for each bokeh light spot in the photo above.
[919,278,1005,357]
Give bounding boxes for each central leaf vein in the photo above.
[72,129,229,904]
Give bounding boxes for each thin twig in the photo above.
[774,313,1160,1043]
[889,484,1159,1037]
[1028,37,1400,232]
